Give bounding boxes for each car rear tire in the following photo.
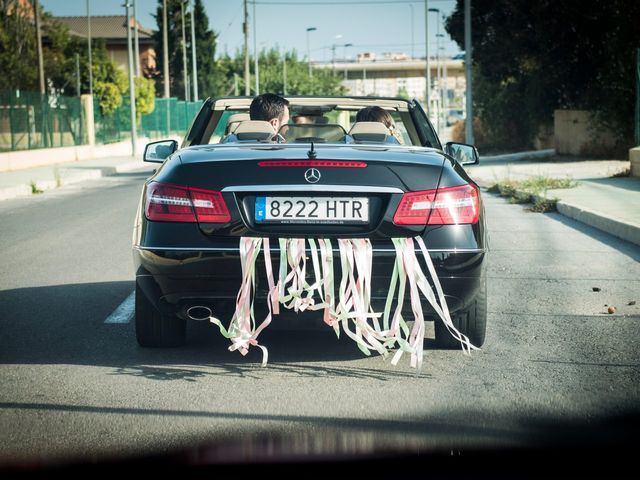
[434,277,486,349]
[135,283,186,347]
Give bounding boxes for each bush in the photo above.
[451,117,487,147]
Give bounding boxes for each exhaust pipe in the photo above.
[186,305,213,321]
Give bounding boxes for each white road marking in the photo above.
[104,291,135,324]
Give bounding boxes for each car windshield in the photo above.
[279,124,347,143]
[201,97,438,148]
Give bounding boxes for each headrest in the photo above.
[348,121,391,142]
[226,113,251,134]
[234,120,276,141]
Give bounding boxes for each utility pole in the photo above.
[181,0,189,101]
[343,43,352,81]
[162,0,170,98]
[75,53,81,96]
[34,0,45,95]
[464,0,474,144]
[306,27,316,78]
[283,54,287,95]
[190,0,198,101]
[243,0,250,95]
[133,0,140,76]
[162,0,170,135]
[331,44,336,73]
[410,4,414,59]
[87,0,93,96]
[253,0,259,95]
[424,0,430,113]
[124,2,137,156]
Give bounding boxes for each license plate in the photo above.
[255,196,369,224]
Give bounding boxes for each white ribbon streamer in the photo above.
[210,236,478,369]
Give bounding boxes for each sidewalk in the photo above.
[0,155,150,201]
[0,149,638,247]
[468,151,640,247]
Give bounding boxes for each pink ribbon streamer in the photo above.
[210,236,477,369]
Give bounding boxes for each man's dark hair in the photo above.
[250,93,290,122]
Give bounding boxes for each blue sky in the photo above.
[41,0,460,61]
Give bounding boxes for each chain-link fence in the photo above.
[140,98,201,140]
[94,96,202,145]
[0,90,85,152]
[1,90,203,151]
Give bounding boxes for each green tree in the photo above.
[212,48,346,98]
[0,1,59,91]
[0,1,131,103]
[396,87,410,100]
[152,0,218,100]
[446,0,640,150]
[192,0,217,97]
[134,76,155,122]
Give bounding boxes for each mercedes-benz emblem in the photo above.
[304,168,321,184]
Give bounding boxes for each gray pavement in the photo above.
[0,148,639,246]
[0,176,638,465]
[468,151,640,246]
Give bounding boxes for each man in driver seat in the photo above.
[249,93,290,137]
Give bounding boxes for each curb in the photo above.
[556,201,640,247]
[480,149,555,163]
[0,160,149,202]
[481,184,640,248]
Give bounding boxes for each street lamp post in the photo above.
[409,4,415,59]
[253,0,259,95]
[306,27,316,78]
[243,0,249,95]
[180,0,189,101]
[436,33,445,132]
[343,43,353,81]
[464,0,474,144]
[124,1,137,157]
[332,34,342,74]
[429,7,441,130]
[87,0,93,96]
[441,42,448,125]
[133,0,140,76]
[190,0,198,101]
[34,0,45,95]
[424,0,430,113]
[162,0,170,135]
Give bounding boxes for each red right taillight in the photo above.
[144,182,230,223]
[393,184,480,225]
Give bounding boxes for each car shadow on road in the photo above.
[543,210,640,262]
[0,282,435,380]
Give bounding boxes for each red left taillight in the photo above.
[393,184,480,225]
[145,182,230,223]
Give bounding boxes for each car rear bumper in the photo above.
[133,245,486,322]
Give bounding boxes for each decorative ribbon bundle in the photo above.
[210,237,479,369]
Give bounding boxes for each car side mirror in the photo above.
[143,140,178,163]
[445,142,480,165]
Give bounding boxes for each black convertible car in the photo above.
[133,96,487,359]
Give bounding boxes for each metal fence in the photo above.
[140,97,202,140]
[94,96,202,145]
[1,90,202,152]
[0,90,85,152]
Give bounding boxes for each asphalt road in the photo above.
[0,167,639,469]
